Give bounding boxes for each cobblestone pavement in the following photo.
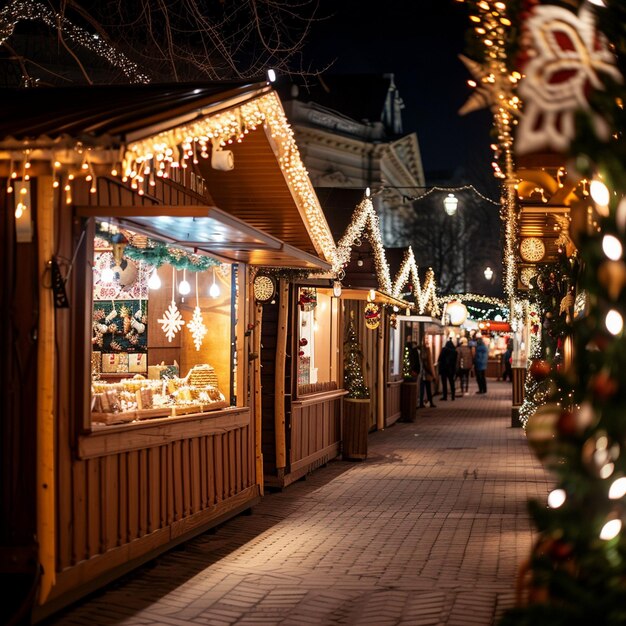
[47,381,551,626]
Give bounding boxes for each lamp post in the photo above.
[443,193,458,216]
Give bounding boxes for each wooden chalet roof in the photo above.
[0,82,335,269]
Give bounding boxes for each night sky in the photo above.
[301,0,496,189]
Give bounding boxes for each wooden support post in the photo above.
[37,177,57,602]
[274,279,289,470]
[253,302,264,495]
[376,319,385,431]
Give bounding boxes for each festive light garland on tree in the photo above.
[0,0,150,83]
[343,312,370,400]
[499,1,626,624]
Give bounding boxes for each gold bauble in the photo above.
[597,260,626,300]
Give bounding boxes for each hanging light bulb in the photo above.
[178,269,191,295]
[148,268,162,290]
[209,267,221,298]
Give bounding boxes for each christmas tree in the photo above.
[498,1,626,624]
[343,312,370,399]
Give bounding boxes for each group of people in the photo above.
[406,333,491,409]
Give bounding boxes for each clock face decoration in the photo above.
[253,274,276,303]
[520,265,538,287]
[520,237,546,262]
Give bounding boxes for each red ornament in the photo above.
[299,338,308,347]
[550,539,573,561]
[557,409,577,437]
[298,350,305,357]
[529,359,551,381]
[591,371,618,402]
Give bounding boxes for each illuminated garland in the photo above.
[437,293,507,307]
[0,0,150,83]
[335,196,392,293]
[461,0,520,300]
[391,247,440,315]
[123,91,338,270]
[403,183,500,206]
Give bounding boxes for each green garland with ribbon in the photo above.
[96,223,219,271]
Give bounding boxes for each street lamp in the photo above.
[443,193,458,216]
[484,266,494,281]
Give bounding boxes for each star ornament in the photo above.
[458,54,494,116]
[188,306,207,351]
[158,300,185,342]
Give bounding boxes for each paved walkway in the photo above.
[47,381,551,626]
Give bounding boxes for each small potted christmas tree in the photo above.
[342,312,370,460]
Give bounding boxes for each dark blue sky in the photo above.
[301,0,495,186]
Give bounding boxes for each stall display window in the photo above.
[297,287,339,393]
[89,222,236,426]
[388,324,401,377]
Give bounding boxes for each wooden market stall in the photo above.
[0,82,335,622]
[258,277,345,489]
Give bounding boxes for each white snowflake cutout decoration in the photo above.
[517,4,622,156]
[158,300,185,342]
[188,306,207,351]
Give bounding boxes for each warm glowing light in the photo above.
[209,267,221,298]
[547,489,566,509]
[148,268,162,290]
[606,309,624,335]
[484,266,494,280]
[15,203,25,219]
[178,270,191,295]
[600,518,622,540]
[602,234,623,261]
[609,477,626,499]
[590,179,610,207]
[267,68,277,82]
[445,300,468,326]
[367,289,376,302]
[443,193,458,216]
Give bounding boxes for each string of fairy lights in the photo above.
[398,183,500,207]
[0,0,150,83]
[3,85,441,315]
[460,0,520,300]
[390,248,440,316]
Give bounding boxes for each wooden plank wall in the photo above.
[289,395,342,473]
[58,417,255,572]
[386,378,402,426]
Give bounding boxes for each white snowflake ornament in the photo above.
[158,300,185,342]
[188,306,207,351]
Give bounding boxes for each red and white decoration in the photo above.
[517,4,622,155]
